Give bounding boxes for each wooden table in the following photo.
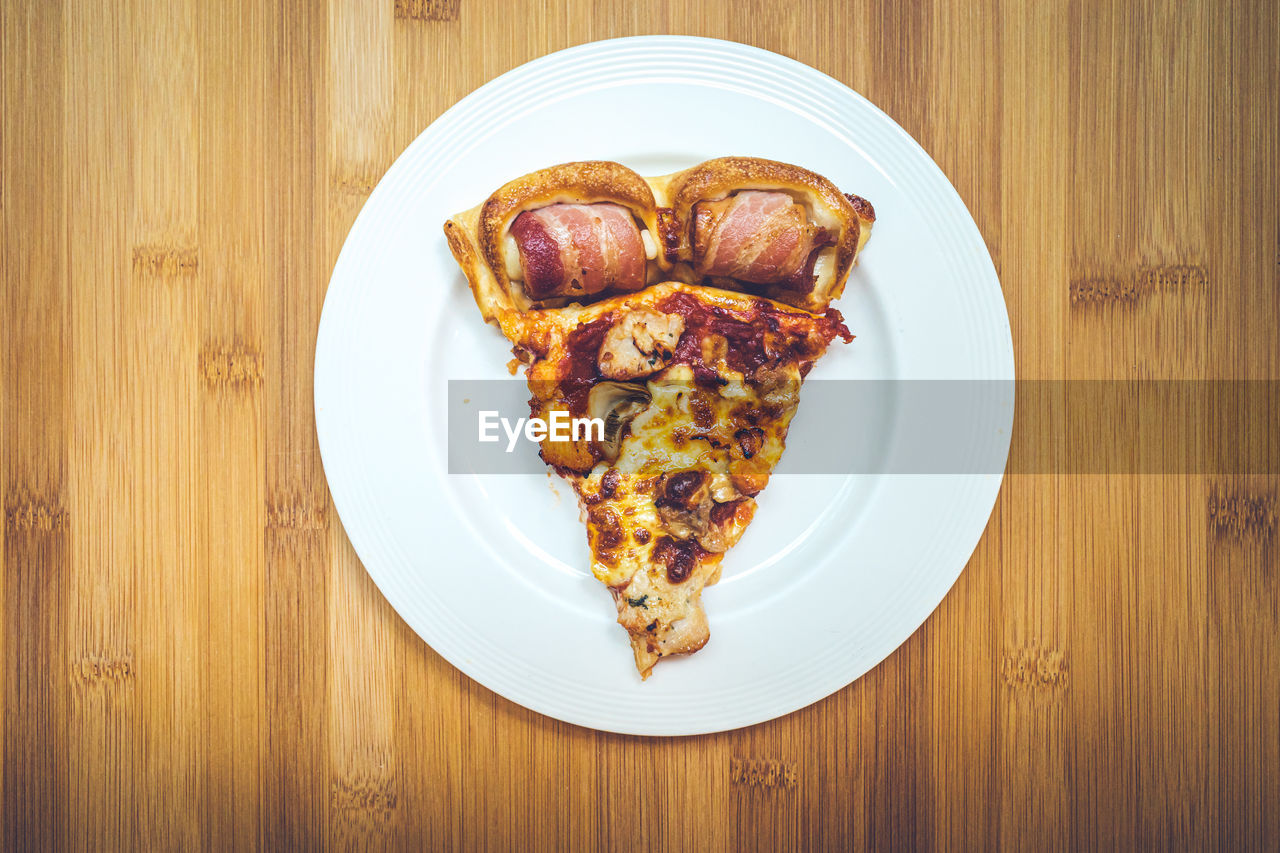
[3,0,1276,849]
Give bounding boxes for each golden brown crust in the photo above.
[445,157,875,328]
[649,157,874,312]
[444,210,502,321]
[444,161,665,328]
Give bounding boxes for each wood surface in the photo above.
[3,0,1277,849]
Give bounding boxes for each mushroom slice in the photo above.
[587,381,651,463]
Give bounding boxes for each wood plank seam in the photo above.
[331,171,380,196]
[198,342,264,388]
[1207,484,1276,541]
[4,492,69,532]
[729,758,798,790]
[999,646,1070,690]
[266,492,330,531]
[131,245,199,279]
[330,773,399,824]
[71,653,136,688]
[1069,264,1208,305]
[393,0,460,22]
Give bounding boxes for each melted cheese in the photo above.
[812,247,836,293]
[503,235,522,281]
[640,227,658,260]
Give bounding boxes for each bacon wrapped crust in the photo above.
[651,156,875,312]
[510,203,647,299]
[690,190,830,288]
[444,157,875,331]
[443,161,667,331]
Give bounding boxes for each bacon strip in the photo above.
[510,203,646,299]
[691,191,829,291]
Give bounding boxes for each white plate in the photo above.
[315,36,1014,736]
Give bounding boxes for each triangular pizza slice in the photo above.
[444,158,873,677]
[515,282,852,675]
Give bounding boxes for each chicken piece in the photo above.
[597,309,686,380]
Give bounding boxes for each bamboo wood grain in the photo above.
[2,0,1277,849]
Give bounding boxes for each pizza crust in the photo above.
[443,161,667,327]
[444,157,874,327]
[649,156,875,313]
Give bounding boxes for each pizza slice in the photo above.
[444,158,873,678]
[514,282,852,676]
